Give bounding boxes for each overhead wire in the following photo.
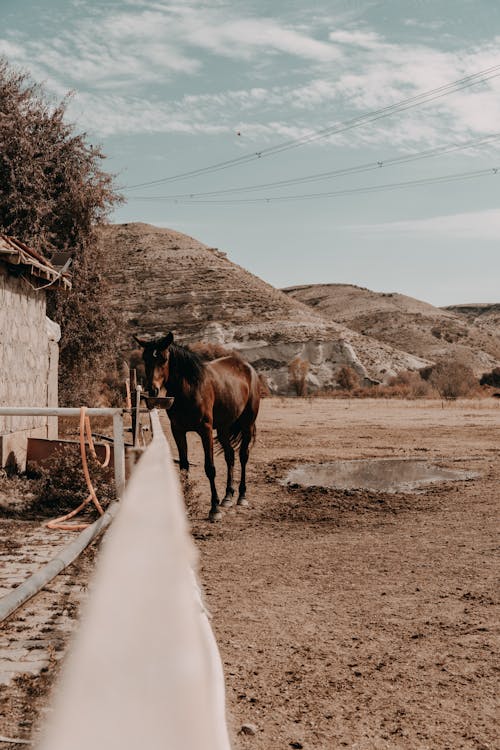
[127,166,500,205]
[122,63,500,190]
[128,132,500,200]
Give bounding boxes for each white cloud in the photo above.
[2,2,500,146]
[67,88,313,139]
[0,3,342,97]
[0,39,25,58]
[328,29,382,48]
[349,208,500,240]
[182,16,341,62]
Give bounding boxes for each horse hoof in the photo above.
[208,511,223,522]
[220,497,234,508]
[237,497,249,507]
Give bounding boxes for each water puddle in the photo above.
[283,458,477,494]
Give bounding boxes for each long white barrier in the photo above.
[37,410,232,750]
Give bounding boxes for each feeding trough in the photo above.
[283,458,478,494]
[140,394,175,411]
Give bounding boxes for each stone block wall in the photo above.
[0,265,60,468]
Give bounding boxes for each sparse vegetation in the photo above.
[336,365,360,391]
[386,369,436,399]
[0,59,121,405]
[480,367,500,388]
[288,356,309,396]
[428,359,478,399]
[310,362,488,400]
[28,446,115,516]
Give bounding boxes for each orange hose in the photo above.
[46,407,111,531]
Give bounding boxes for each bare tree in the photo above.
[429,359,477,399]
[336,365,360,391]
[288,356,309,396]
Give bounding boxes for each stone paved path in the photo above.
[0,519,91,686]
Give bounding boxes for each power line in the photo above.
[127,165,500,205]
[122,64,500,190]
[127,132,500,200]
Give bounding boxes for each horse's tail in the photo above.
[228,418,245,451]
[216,407,254,453]
[228,411,258,449]
[216,363,260,453]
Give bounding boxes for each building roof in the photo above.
[0,235,71,290]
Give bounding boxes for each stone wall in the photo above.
[0,265,60,468]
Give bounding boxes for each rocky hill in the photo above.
[284,284,500,376]
[444,303,500,333]
[100,223,428,393]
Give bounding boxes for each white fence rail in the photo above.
[36,410,232,750]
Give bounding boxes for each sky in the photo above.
[1,0,500,306]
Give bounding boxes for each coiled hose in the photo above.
[46,407,111,531]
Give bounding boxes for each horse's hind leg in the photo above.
[219,436,235,508]
[237,427,253,507]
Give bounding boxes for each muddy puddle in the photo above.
[283,458,478,493]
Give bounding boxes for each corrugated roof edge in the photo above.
[0,234,72,290]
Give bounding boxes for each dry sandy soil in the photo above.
[1,398,499,749]
[183,398,499,750]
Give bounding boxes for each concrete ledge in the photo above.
[0,426,48,472]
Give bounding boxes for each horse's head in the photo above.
[134,332,174,396]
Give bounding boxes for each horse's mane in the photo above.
[169,343,205,387]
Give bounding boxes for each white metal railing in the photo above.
[36,410,232,750]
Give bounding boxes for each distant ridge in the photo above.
[284,284,500,375]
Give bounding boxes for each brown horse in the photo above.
[135,333,260,521]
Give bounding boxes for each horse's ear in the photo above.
[159,332,174,351]
[133,335,147,348]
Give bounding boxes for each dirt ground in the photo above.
[1,397,499,749]
[182,398,499,750]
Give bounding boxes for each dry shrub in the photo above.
[28,445,115,515]
[129,348,146,374]
[429,359,478,399]
[480,367,500,388]
[257,373,271,398]
[386,370,436,399]
[336,365,360,391]
[313,369,435,399]
[0,59,121,406]
[288,356,309,396]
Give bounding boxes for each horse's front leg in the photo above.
[199,421,221,522]
[171,422,189,472]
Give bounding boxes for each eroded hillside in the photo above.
[284,284,500,376]
[100,223,428,393]
[444,303,500,335]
